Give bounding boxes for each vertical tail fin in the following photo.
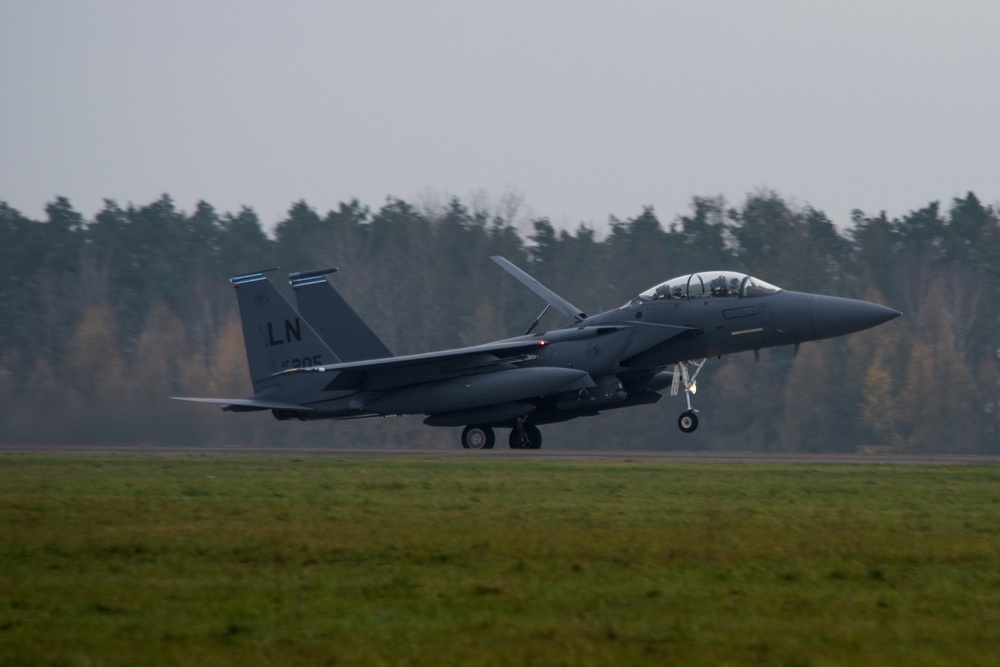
[231,272,339,391]
[290,270,393,362]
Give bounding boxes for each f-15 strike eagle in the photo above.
[174,257,900,449]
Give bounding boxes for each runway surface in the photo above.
[1,443,998,465]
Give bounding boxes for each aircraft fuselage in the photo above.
[174,262,900,448]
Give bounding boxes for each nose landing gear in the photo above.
[671,358,706,433]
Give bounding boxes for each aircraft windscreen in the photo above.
[638,272,781,301]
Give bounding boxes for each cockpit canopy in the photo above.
[638,271,781,301]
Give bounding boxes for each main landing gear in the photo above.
[461,424,495,449]
[460,421,542,450]
[509,419,542,449]
[671,358,706,433]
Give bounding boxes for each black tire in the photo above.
[509,424,543,449]
[508,429,525,449]
[525,424,543,449]
[462,424,495,449]
[678,411,699,433]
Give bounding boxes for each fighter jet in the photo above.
[173,257,900,449]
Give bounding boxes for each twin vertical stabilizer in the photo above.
[230,273,339,391]
[290,271,393,362]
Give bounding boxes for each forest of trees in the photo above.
[1,189,998,453]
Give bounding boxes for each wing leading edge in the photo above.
[277,337,550,392]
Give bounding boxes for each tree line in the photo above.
[0,190,997,452]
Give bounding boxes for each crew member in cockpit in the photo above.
[711,276,727,296]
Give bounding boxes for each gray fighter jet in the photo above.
[174,257,900,449]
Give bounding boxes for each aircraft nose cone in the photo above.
[811,295,901,340]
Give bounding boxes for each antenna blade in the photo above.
[524,304,550,335]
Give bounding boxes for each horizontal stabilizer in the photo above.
[170,396,316,412]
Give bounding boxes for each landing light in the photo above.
[688,381,698,395]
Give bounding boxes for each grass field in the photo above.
[1,455,999,666]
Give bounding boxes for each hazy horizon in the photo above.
[3,1,998,231]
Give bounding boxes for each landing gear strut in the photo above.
[461,424,495,449]
[671,358,706,433]
[509,419,542,449]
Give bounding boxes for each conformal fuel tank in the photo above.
[366,367,590,415]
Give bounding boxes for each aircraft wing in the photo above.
[277,337,551,392]
[491,256,587,322]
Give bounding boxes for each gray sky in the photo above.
[2,1,998,233]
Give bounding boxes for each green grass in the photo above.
[1,456,999,666]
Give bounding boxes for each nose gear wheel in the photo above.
[678,410,699,433]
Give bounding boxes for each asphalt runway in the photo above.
[1,443,998,465]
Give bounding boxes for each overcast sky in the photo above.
[2,1,998,233]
